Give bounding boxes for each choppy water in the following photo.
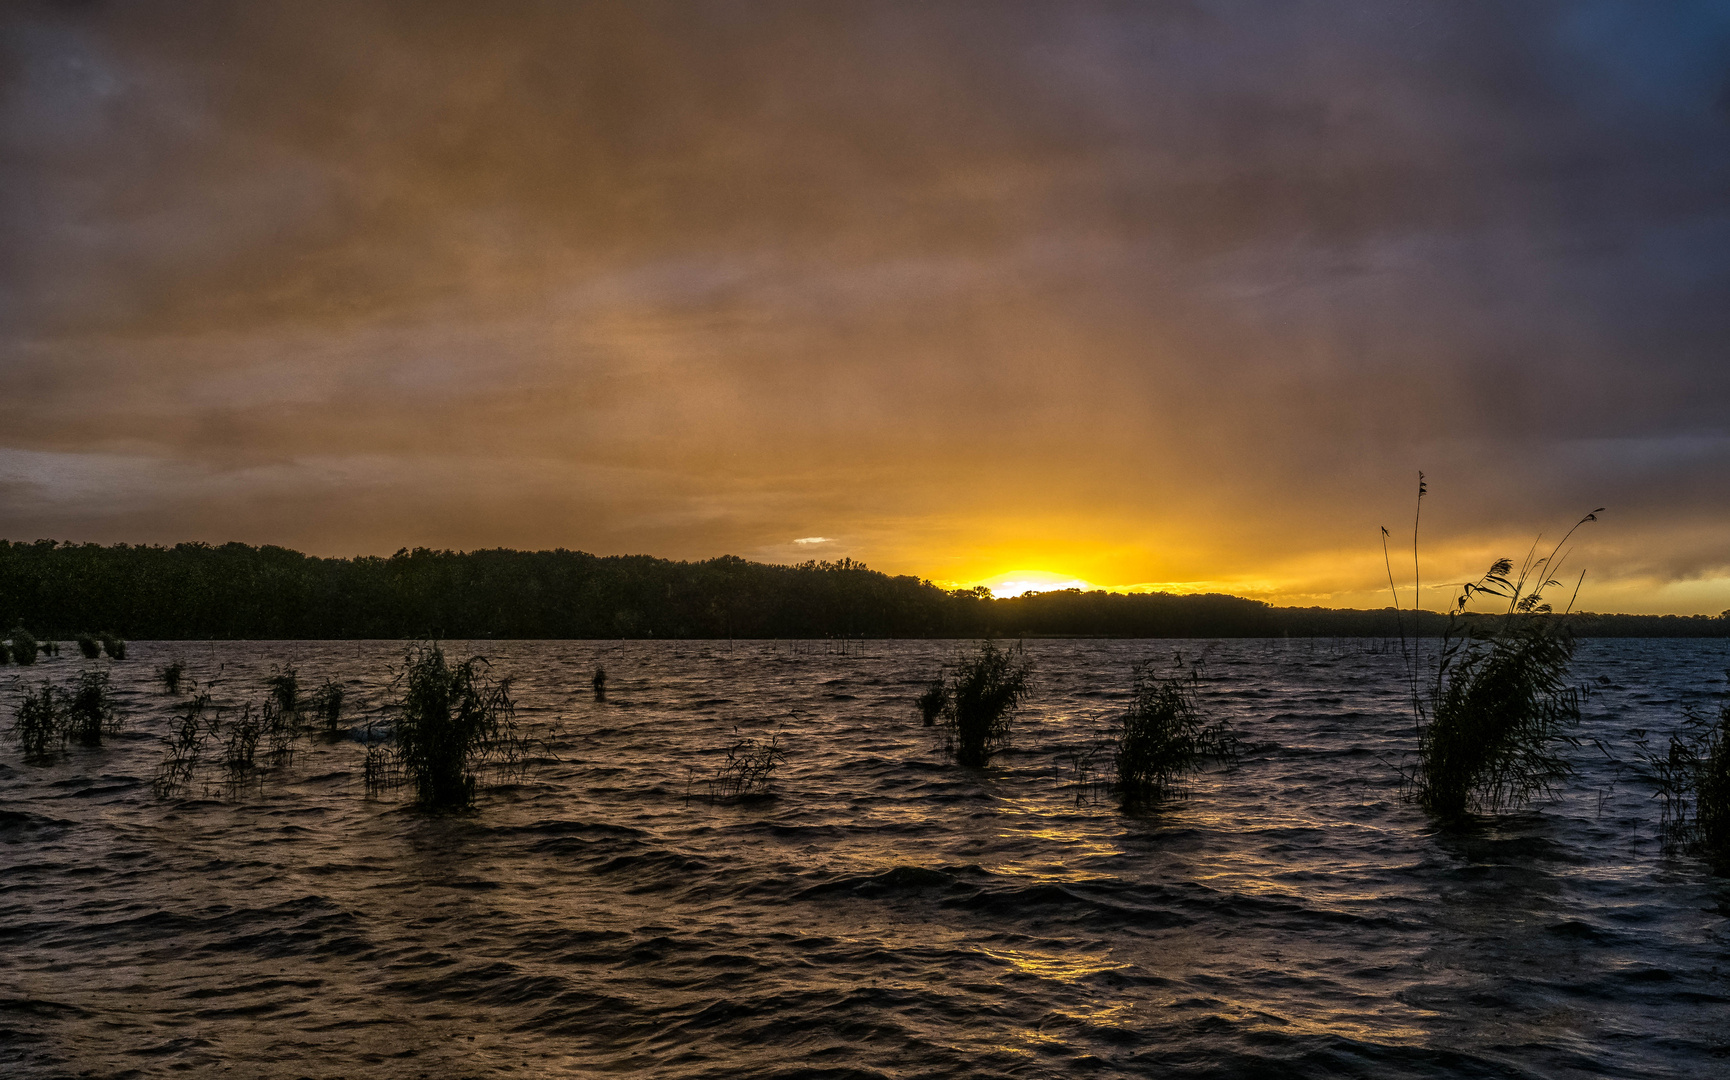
[3,638,1728,1078]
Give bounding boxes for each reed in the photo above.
[592,666,607,701]
[1112,662,1237,808]
[1386,479,1598,818]
[935,639,1034,767]
[266,663,299,714]
[1646,696,1730,862]
[707,734,787,800]
[64,668,121,748]
[76,634,100,660]
[375,643,520,808]
[9,681,63,762]
[222,703,261,786]
[151,687,212,799]
[157,659,187,694]
[10,627,39,667]
[916,678,946,726]
[308,678,344,736]
[98,633,125,661]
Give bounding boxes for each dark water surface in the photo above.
[3,638,1728,1078]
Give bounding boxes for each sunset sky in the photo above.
[4,1,1729,613]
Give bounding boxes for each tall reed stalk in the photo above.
[1386,477,1599,818]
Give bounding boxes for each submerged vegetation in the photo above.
[157,659,187,694]
[10,627,40,666]
[76,634,100,659]
[928,639,1035,767]
[367,643,523,808]
[309,678,344,736]
[64,668,121,747]
[1113,662,1237,808]
[9,681,64,762]
[705,734,788,801]
[1388,477,1598,818]
[1645,692,1730,863]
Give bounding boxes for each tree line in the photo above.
[1,539,1725,640]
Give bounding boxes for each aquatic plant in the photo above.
[936,639,1034,767]
[64,668,121,748]
[1645,695,1730,863]
[262,698,298,769]
[1112,662,1237,808]
[151,687,212,799]
[9,681,64,762]
[916,678,947,726]
[98,633,125,661]
[373,643,521,808]
[10,627,39,667]
[157,659,187,694]
[1386,478,1598,818]
[592,666,607,701]
[222,703,261,785]
[266,663,299,714]
[308,678,345,736]
[707,734,788,801]
[76,634,100,660]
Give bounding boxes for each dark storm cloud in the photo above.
[2,0,1729,609]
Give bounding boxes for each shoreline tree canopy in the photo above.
[1,540,1724,641]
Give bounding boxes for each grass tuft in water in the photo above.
[1645,693,1730,865]
[1388,478,1599,819]
[592,666,607,701]
[9,627,40,667]
[9,681,64,762]
[157,659,187,694]
[152,686,213,798]
[309,678,345,736]
[76,634,100,660]
[706,734,788,801]
[98,632,125,661]
[916,678,947,726]
[371,643,521,808]
[934,639,1034,767]
[266,663,299,715]
[1113,662,1237,809]
[64,668,121,748]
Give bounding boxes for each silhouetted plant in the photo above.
[266,663,299,714]
[262,698,299,769]
[9,681,64,762]
[151,686,212,799]
[0,640,10,664]
[937,640,1034,766]
[221,703,261,788]
[98,632,124,661]
[592,666,607,701]
[157,659,186,694]
[707,734,787,801]
[1113,662,1237,808]
[916,678,947,726]
[1387,480,1599,818]
[76,634,100,660]
[10,627,39,667]
[1645,694,1730,864]
[308,678,344,736]
[372,643,521,808]
[64,668,121,748]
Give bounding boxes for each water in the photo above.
[3,638,1728,1078]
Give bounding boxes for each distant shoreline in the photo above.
[4,540,1725,640]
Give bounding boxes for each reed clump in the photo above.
[1646,695,1730,864]
[707,734,787,800]
[152,688,213,798]
[929,640,1034,766]
[157,659,187,694]
[266,663,299,715]
[64,668,121,748]
[9,681,64,762]
[76,634,100,660]
[1113,662,1237,808]
[592,666,607,701]
[916,678,946,726]
[10,627,40,667]
[308,678,344,736]
[0,640,10,665]
[98,633,125,661]
[1389,479,1598,819]
[369,643,521,808]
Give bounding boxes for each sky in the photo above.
[3,0,1729,613]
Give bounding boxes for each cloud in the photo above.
[2,1,1728,610]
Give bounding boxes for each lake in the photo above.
[3,638,1727,1078]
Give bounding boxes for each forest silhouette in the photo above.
[1,539,1724,640]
